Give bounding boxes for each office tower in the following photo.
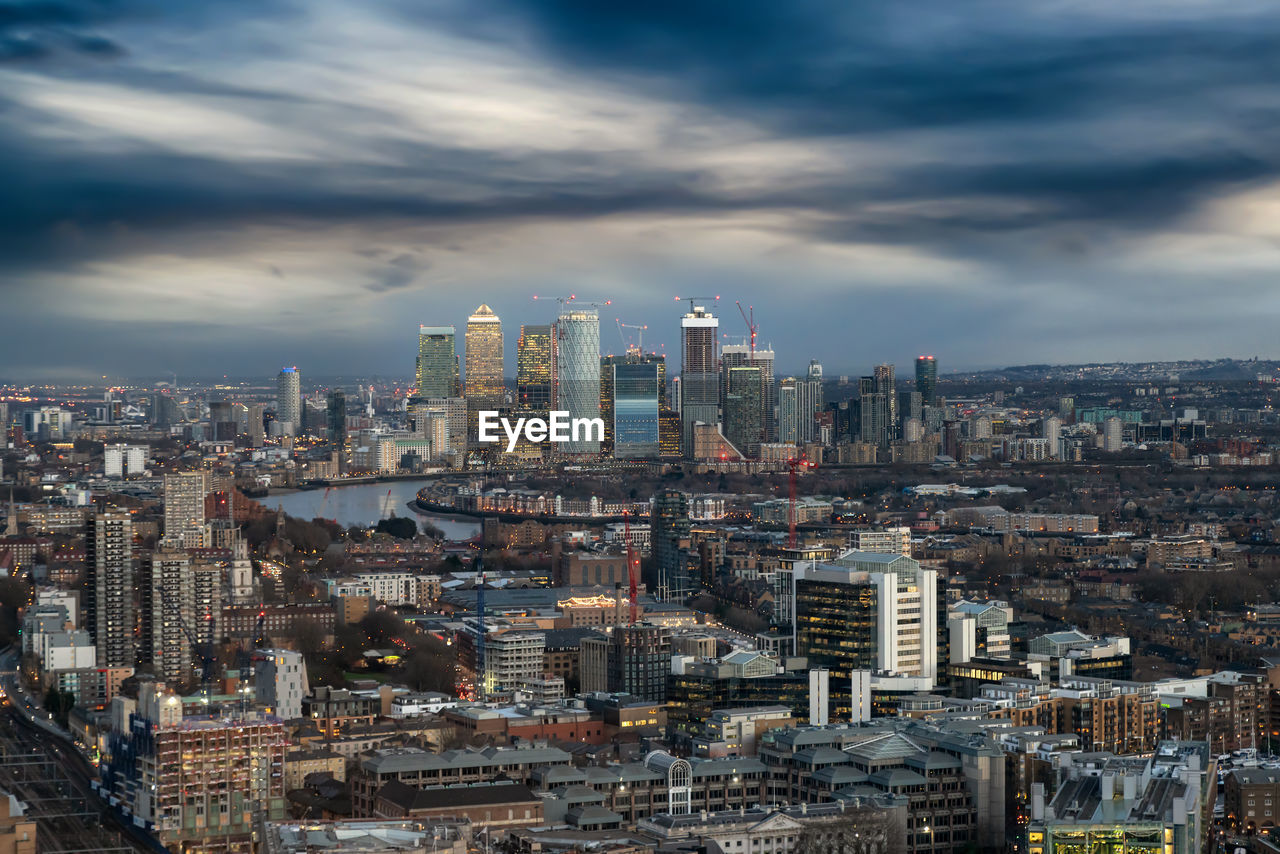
[903,417,925,443]
[724,366,763,458]
[144,549,193,685]
[777,378,798,444]
[276,367,301,436]
[411,397,466,456]
[85,510,135,668]
[552,306,601,454]
[613,361,661,459]
[652,489,691,601]
[516,324,553,410]
[325,390,346,446]
[209,401,239,442]
[658,408,681,459]
[874,363,897,436]
[255,649,309,720]
[794,551,940,681]
[915,356,938,407]
[416,325,459,398]
[151,392,179,428]
[464,304,504,401]
[680,303,720,455]
[808,359,822,381]
[722,344,776,442]
[580,623,671,702]
[163,471,208,548]
[1042,415,1063,459]
[599,354,622,453]
[1059,396,1075,419]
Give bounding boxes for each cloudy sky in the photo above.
[5,0,1280,381]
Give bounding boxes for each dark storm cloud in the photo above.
[5,0,1280,376]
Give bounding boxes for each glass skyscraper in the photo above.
[552,307,601,454]
[680,303,719,455]
[464,305,503,404]
[517,324,552,410]
[275,367,301,436]
[613,361,660,459]
[724,365,762,458]
[916,355,938,407]
[416,326,458,398]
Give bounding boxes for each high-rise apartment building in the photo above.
[777,379,798,445]
[724,366,763,458]
[104,444,147,478]
[552,306,601,454]
[680,303,719,455]
[613,361,661,459]
[464,304,504,404]
[516,324,553,411]
[1042,415,1062,459]
[580,623,671,702]
[163,471,208,549]
[652,489,692,601]
[722,344,776,442]
[85,510,135,668]
[143,549,193,685]
[276,367,301,436]
[915,356,938,407]
[874,363,897,437]
[416,326,459,398]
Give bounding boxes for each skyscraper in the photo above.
[680,303,719,455]
[777,378,798,444]
[552,306,601,454]
[916,356,938,407]
[722,344,776,441]
[651,489,691,601]
[464,304,504,403]
[874,363,897,436]
[143,548,193,685]
[85,510,135,668]
[276,367,301,436]
[326,390,346,446]
[613,361,661,459]
[516,324,553,410]
[794,551,940,682]
[724,366,763,458]
[858,376,889,447]
[416,326,459,398]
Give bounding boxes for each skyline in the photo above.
[8,2,1280,377]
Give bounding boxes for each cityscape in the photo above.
[9,1,1280,854]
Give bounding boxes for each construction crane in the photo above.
[787,456,815,548]
[615,319,649,354]
[623,511,639,624]
[316,486,333,519]
[736,301,758,357]
[675,295,720,310]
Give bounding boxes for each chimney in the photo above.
[379,684,394,716]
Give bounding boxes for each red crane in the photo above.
[787,456,814,548]
[623,511,639,624]
[736,301,757,357]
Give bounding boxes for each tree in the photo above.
[359,610,405,646]
[43,687,76,726]
[375,517,418,540]
[794,808,907,854]
[289,617,328,659]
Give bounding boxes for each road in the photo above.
[0,648,158,853]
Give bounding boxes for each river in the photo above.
[268,480,482,541]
